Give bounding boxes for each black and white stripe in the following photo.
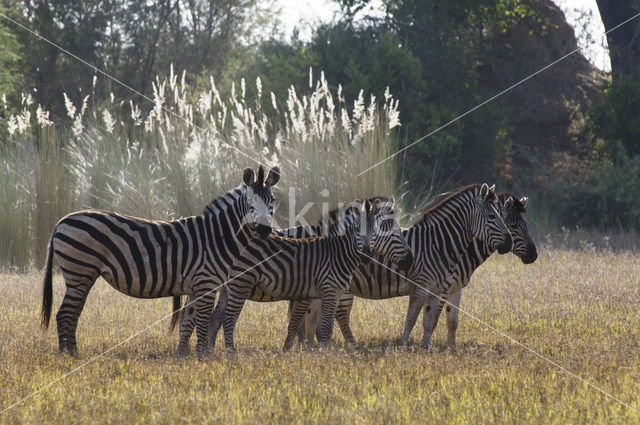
[299,184,517,347]
[210,198,414,351]
[41,165,280,357]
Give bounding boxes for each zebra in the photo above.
[291,183,514,347]
[193,196,401,349]
[40,165,280,358]
[419,193,537,348]
[301,192,537,348]
[211,197,414,351]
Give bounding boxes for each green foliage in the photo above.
[8,0,274,121]
[587,66,640,158]
[546,154,640,230]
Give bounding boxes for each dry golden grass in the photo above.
[1,249,640,424]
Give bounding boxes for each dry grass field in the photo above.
[1,248,640,424]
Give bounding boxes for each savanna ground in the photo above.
[1,248,639,424]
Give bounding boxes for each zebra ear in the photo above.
[265,166,280,187]
[364,199,371,214]
[520,197,528,207]
[243,168,255,186]
[480,183,490,199]
[504,196,514,210]
[388,196,396,210]
[256,165,265,185]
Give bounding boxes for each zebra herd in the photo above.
[40,164,537,359]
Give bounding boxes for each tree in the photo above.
[13,0,272,119]
[596,0,640,79]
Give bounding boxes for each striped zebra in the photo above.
[292,183,514,347]
[302,192,536,348]
[211,197,414,351]
[198,196,404,348]
[40,165,280,357]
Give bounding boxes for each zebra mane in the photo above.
[320,196,391,226]
[202,184,247,216]
[268,233,326,244]
[414,184,492,226]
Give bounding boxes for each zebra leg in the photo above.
[335,293,356,345]
[56,281,95,356]
[421,294,441,350]
[430,299,447,334]
[207,288,228,351]
[222,285,254,352]
[401,291,426,346]
[288,300,307,345]
[316,293,339,348]
[445,289,463,348]
[176,294,197,356]
[192,286,218,360]
[304,299,321,346]
[283,299,311,351]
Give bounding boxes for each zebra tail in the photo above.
[41,234,55,330]
[169,296,182,331]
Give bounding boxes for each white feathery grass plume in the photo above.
[7,115,18,135]
[19,110,33,134]
[241,78,246,100]
[256,77,262,100]
[210,76,222,106]
[63,93,77,119]
[388,98,401,130]
[1,93,6,109]
[151,79,166,128]
[80,95,90,117]
[36,105,53,127]
[352,89,365,123]
[309,67,313,89]
[271,92,277,111]
[169,63,177,93]
[130,100,142,126]
[102,109,115,134]
[72,115,84,137]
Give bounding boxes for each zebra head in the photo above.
[470,184,512,254]
[242,165,280,239]
[345,199,374,264]
[501,195,538,264]
[368,197,414,271]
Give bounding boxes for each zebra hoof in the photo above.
[58,343,78,357]
[175,344,191,357]
[196,349,213,361]
[421,343,433,351]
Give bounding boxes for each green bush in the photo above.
[546,154,640,230]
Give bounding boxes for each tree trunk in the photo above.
[596,0,640,78]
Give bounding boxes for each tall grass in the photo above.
[0,67,403,270]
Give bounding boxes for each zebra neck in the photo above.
[330,229,360,267]
[201,186,257,267]
[411,197,476,269]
